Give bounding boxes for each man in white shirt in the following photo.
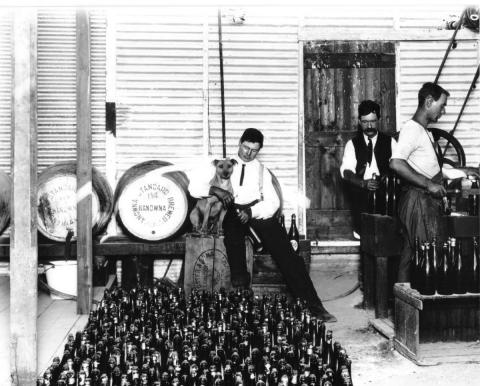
[189,128,336,322]
[390,82,477,282]
[340,100,396,237]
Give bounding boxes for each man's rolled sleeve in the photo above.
[340,140,357,178]
[187,159,215,198]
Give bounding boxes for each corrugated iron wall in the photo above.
[0,10,11,174]
[112,8,207,176]
[37,8,106,173]
[398,40,479,166]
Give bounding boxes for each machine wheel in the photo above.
[429,128,466,167]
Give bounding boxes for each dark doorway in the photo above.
[304,41,396,240]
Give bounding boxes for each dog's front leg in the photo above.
[200,200,213,234]
[217,208,227,236]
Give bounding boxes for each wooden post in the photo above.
[76,9,92,314]
[10,9,38,385]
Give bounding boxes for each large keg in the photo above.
[0,170,11,235]
[37,162,113,242]
[114,160,193,241]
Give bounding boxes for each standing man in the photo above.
[390,82,476,282]
[189,128,336,322]
[340,100,395,238]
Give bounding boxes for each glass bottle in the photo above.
[288,214,300,253]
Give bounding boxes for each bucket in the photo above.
[44,260,77,300]
[114,160,193,241]
[37,162,113,242]
[0,170,11,235]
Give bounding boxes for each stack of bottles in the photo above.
[411,236,480,295]
[38,285,353,386]
[366,172,401,216]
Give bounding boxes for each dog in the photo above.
[189,157,237,235]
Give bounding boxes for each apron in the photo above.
[397,173,447,281]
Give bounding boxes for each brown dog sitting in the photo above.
[189,157,237,235]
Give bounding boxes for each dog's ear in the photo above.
[231,159,238,165]
[212,159,220,166]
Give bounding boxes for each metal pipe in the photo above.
[218,9,227,158]
[434,8,467,84]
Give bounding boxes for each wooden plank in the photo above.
[393,283,423,310]
[10,9,38,386]
[0,236,187,258]
[369,317,394,341]
[375,256,389,319]
[76,9,92,315]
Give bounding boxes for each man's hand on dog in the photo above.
[237,207,252,224]
[209,186,234,207]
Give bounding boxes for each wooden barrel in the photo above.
[0,170,11,235]
[37,162,113,242]
[114,160,193,241]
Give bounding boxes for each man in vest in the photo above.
[189,128,336,322]
[340,100,395,238]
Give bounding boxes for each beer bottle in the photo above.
[422,242,435,296]
[288,214,300,253]
[454,239,467,294]
[468,177,479,216]
[384,174,389,216]
[368,173,378,214]
[437,242,453,295]
[467,237,480,293]
[411,237,420,290]
[279,215,287,235]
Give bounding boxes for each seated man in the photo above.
[189,128,336,322]
[340,100,396,238]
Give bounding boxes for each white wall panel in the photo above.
[112,8,208,176]
[0,10,11,174]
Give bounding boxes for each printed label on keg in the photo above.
[118,172,187,241]
[37,175,100,239]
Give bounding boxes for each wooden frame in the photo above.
[10,9,38,385]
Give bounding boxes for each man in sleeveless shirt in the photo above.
[189,128,336,322]
[341,100,396,238]
[390,82,478,282]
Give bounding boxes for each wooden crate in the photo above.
[360,214,402,318]
[184,234,253,295]
[394,283,480,365]
[252,239,311,297]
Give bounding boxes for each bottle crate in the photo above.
[394,282,480,365]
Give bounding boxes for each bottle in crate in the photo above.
[422,242,435,296]
[437,241,453,295]
[453,239,467,294]
[467,237,480,293]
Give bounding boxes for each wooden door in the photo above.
[304,41,396,240]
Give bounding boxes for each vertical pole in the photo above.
[10,9,38,385]
[217,9,226,158]
[76,9,93,314]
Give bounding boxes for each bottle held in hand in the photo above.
[288,214,300,253]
